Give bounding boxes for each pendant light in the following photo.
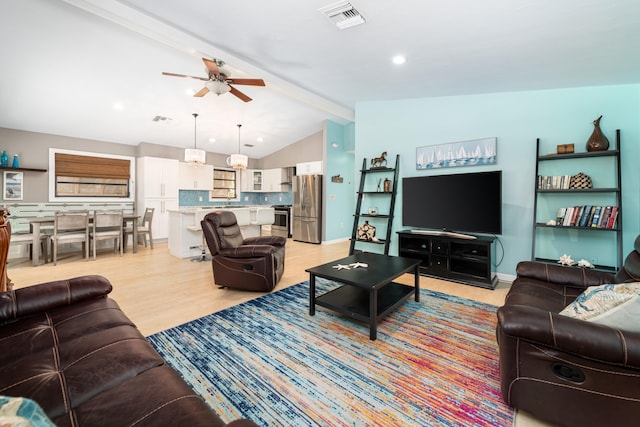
[184,113,206,165]
[227,123,248,170]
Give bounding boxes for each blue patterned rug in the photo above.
[147,279,514,427]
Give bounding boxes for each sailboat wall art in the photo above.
[416,137,497,170]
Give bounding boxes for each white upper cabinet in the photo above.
[262,168,282,192]
[241,169,263,192]
[137,157,179,199]
[178,162,213,190]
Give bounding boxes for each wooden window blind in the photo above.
[55,153,130,179]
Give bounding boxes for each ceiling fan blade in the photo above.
[229,85,252,102]
[162,72,208,81]
[193,86,209,97]
[202,58,220,75]
[227,78,265,86]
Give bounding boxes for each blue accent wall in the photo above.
[324,120,355,241]
[355,84,640,276]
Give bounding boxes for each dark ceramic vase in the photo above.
[586,115,609,152]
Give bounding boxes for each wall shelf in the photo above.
[0,167,47,173]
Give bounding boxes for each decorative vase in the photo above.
[12,155,19,168]
[586,115,609,152]
[383,178,391,192]
[0,150,8,167]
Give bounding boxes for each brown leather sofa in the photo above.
[497,235,640,427]
[0,275,258,427]
[201,210,286,292]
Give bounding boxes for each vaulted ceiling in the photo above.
[1,0,639,158]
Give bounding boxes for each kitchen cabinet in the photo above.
[241,169,263,192]
[262,168,282,192]
[178,162,213,190]
[136,156,179,241]
[241,168,287,192]
[137,157,179,198]
[143,198,178,242]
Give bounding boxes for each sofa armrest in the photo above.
[0,275,112,323]
[516,261,615,289]
[219,245,277,258]
[497,304,640,367]
[243,235,286,247]
[225,420,260,427]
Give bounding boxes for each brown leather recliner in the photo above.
[497,235,640,427]
[201,210,286,291]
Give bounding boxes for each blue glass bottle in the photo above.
[0,150,8,167]
[12,155,19,168]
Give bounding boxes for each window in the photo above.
[49,149,135,202]
[211,168,238,200]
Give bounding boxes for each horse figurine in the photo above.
[370,151,388,168]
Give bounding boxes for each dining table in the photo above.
[29,214,140,266]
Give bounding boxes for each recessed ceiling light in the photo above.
[208,137,216,143]
[392,55,406,65]
[257,137,264,142]
[113,102,124,110]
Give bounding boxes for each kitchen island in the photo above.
[168,206,275,258]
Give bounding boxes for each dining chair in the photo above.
[8,232,49,263]
[50,210,90,265]
[124,207,154,250]
[90,210,124,260]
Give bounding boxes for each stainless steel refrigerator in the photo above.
[293,174,322,243]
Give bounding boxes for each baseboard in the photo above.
[321,237,350,245]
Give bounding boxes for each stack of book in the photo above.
[554,205,619,228]
[538,175,572,189]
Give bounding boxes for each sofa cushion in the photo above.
[559,282,640,331]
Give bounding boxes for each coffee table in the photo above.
[306,252,420,340]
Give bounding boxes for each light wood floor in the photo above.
[6,239,551,427]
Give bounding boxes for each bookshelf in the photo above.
[531,130,623,272]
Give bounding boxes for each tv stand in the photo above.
[398,230,497,289]
[410,229,477,240]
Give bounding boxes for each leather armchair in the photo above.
[497,235,640,427]
[201,210,286,291]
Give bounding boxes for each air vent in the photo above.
[244,144,254,148]
[152,115,172,123]
[318,1,365,29]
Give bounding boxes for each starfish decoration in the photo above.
[332,264,351,270]
[349,262,368,269]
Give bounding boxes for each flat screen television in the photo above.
[402,170,502,235]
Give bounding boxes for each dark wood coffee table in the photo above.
[306,252,420,340]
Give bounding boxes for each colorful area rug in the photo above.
[147,279,514,427]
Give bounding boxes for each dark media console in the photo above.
[397,230,498,289]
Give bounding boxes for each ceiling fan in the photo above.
[163,58,265,102]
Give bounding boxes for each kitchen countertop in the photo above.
[169,205,273,214]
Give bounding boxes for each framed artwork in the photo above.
[416,137,497,169]
[3,171,23,200]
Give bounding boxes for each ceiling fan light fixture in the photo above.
[205,79,231,95]
[185,113,206,166]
